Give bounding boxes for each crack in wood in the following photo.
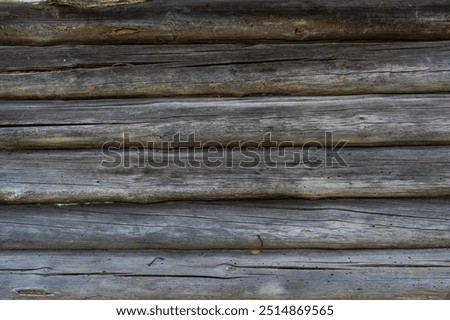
[147,257,164,267]
[16,289,51,296]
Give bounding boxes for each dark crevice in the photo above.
[0,122,148,128]
[0,61,175,74]
[22,272,247,280]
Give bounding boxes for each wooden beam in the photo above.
[1,147,450,204]
[1,0,450,45]
[0,42,449,99]
[1,249,449,299]
[1,199,449,250]
[2,95,450,150]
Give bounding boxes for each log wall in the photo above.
[0,0,449,299]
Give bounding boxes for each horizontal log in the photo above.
[2,95,450,149]
[1,199,449,250]
[1,0,450,45]
[1,147,450,204]
[1,249,449,299]
[0,42,449,99]
[49,0,147,8]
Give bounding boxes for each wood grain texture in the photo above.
[2,95,450,150]
[1,0,450,45]
[1,249,449,299]
[1,147,450,204]
[0,42,449,99]
[1,199,449,250]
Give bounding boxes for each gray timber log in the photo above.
[1,0,450,45]
[1,95,450,150]
[1,249,449,299]
[0,42,449,99]
[0,199,449,249]
[1,147,450,204]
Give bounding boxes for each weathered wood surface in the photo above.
[1,249,449,299]
[49,0,147,8]
[2,95,450,150]
[1,199,449,250]
[1,0,450,45]
[1,147,450,204]
[0,42,449,99]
